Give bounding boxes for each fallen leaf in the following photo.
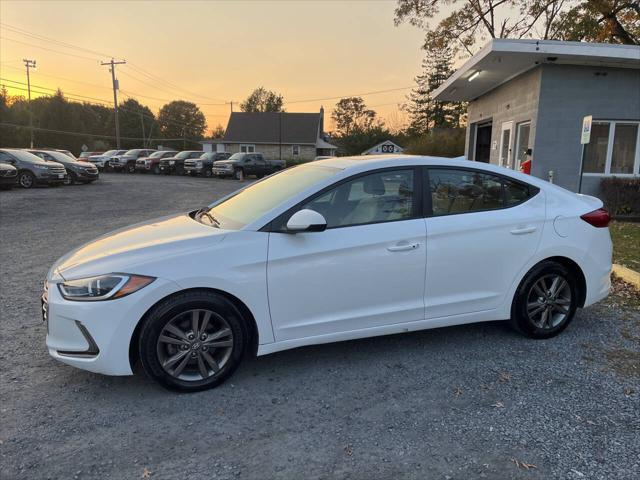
[623,387,635,396]
[511,458,537,470]
[491,401,504,408]
[453,387,463,397]
[344,445,353,456]
[142,467,152,479]
[499,372,512,383]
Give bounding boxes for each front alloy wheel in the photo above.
[156,309,234,381]
[18,171,35,188]
[139,291,246,392]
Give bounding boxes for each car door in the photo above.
[242,155,256,176]
[424,167,545,318]
[267,168,426,341]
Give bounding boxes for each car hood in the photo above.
[50,213,228,281]
[214,160,235,166]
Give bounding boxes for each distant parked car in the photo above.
[88,149,127,171]
[212,152,285,180]
[111,149,156,173]
[0,148,67,188]
[78,151,104,162]
[158,150,203,175]
[184,152,232,177]
[29,149,99,184]
[135,150,177,174]
[0,162,18,189]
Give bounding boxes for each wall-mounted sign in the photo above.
[581,115,592,144]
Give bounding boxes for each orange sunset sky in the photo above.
[0,0,437,133]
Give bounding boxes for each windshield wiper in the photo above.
[195,207,220,227]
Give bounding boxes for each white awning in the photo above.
[433,39,640,102]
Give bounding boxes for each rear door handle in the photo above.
[387,243,419,252]
[510,226,537,235]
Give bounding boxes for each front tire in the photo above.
[234,168,244,181]
[127,162,136,174]
[203,168,213,178]
[510,261,578,339]
[139,291,247,392]
[18,171,35,189]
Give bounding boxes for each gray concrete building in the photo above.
[433,39,640,197]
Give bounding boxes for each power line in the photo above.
[0,22,114,59]
[0,121,202,143]
[0,36,101,62]
[284,86,414,105]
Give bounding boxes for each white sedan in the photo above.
[44,156,612,392]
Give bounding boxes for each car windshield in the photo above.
[175,151,198,159]
[102,150,118,156]
[150,151,172,158]
[228,153,245,161]
[41,151,73,163]
[2,149,45,162]
[200,152,215,160]
[200,164,339,230]
[124,149,141,155]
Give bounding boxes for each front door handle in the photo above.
[510,226,537,235]
[387,243,419,252]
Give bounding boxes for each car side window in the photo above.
[504,179,533,206]
[303,169,415,229]
[429,169,503,216]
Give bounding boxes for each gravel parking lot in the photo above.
[1,173,638,480]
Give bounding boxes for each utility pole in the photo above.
[101,58,126,148]
[23,59,36,148]
[139,112,146,148]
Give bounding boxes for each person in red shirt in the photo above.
[520,149,532,175]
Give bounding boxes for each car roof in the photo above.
[314,154,551,190]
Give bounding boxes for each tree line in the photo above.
[0,88,210,153]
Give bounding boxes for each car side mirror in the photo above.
[286,209,327,233]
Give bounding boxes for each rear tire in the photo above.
[510,261,578,339]
[127,162,136,174]
[204,168,212,178]
[153,165,160,174]
[139,291,247,392]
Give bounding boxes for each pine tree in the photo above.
[405,46,465,135]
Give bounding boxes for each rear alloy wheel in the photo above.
[65,172,78,185]
[18,171,35,189]
[204,168,213,178]
[139,291,246,392]
[511,261,578,339]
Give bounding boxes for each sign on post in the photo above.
[581,115,592,144]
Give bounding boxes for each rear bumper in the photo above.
[582,230,613,307]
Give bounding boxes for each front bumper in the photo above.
[75,170,99,180]
[45,276,181,376]
[35,172,67,185]
[0,175,17,186]
[159,163,177,173]
[184,165,204,174]
[212,168,233,177]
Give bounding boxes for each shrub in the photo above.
[600,177,640,216]
[404,128,466,157]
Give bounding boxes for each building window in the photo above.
[240,144,255,153]
[292,145,300,156]
[583,121,640,175]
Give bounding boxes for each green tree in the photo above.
[211,124,225,139]
[240,87,285,112]
[331,97,379,136]
[157,100,207,143]
[553,1,639,44]
[405,46,465,135]
[394,0,638,57]
[117,98,155,148]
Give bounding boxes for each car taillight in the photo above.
[580,208,610,228]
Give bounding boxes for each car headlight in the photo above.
[58,274,155,301]
[169,160,175,165]
[34,164,49,170]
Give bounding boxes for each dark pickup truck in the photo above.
[184,152,232,177]
[211,153,285,180]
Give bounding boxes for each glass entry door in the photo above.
[499,122,513,168]
[514,122,531,170]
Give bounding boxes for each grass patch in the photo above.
[610,221,640,269]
